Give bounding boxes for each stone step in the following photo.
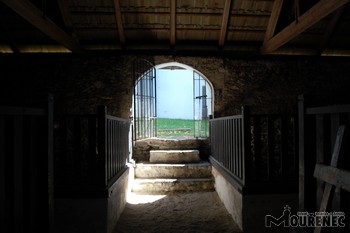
[149,149,200,163]
[132,178,215,194]
[135,162,212,179]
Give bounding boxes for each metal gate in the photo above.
[133,59,157,140]
[193,71,212,138]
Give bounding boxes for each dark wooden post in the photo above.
[47,94,54,233]
[98,105,107,188]
[253,115,262,182]
[0,112,4,233]
[298,94,307,212]
[14,114,23,233]
[298,95,316,213]
[281,116,289,181]
[88,115,97,183]
[242,106,251,186]
[267,116,275,181]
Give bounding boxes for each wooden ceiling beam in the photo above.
[317,6,345,55]
[113,0,126,46]
[0,0,80,52]
[263,0,283,43]
[170,0,176,46]
[261,0,350,53]
[219,0,232,47]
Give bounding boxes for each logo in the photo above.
[265,205,346,228]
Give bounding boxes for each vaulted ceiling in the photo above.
[0,0,349,56]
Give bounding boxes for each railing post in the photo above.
[98,105,107,188]
[242,106,251,186]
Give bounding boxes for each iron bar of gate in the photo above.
[133,59,156,140]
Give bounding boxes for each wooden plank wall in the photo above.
[0,97,54,233]
[298,95,350,233]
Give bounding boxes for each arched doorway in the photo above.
[133,60,214,140]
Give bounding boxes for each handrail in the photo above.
[306,104,350,115]
[209,114,243,121]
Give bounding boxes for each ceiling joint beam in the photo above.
[0,0,80,52]
[219,0,232,47]
[263,0,283,43]
[261,0,350,53]
[113,0,126,47]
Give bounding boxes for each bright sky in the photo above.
[156,69,193,119]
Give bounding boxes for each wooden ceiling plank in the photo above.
[261,0,350,53]
[263,0,283,43]
[219,0,232,47]
[170,0,176,46]
[113,0,126,46]
[318,6,345,55]
[0,0,80,52]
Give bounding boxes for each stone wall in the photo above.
[1,54,350,119]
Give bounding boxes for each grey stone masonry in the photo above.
[132,178,214,194]
[132,161,215,194]
[132,145,214,194]
[135,162,212,179]
[149,150,200,163]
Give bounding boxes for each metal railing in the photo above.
[210,107,250,186]
[105,114,130,187]
[210,106,298,193]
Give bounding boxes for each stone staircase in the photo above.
[132,149,214,194]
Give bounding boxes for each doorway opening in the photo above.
[133,61,214,140]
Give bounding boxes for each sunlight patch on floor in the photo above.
[127,192,167,205]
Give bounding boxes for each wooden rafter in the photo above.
[0,0,80,52]
[57,0,74,32]
[113,0,126,46]
[263,0,283,43]
[317,6,345,55]
[170,0,176,46]
[219,0,232,47]
[261,0,350,53]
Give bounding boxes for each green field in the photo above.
[156,118,209,138]
[156,118,194,137]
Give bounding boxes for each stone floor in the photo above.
[113,191,241,233]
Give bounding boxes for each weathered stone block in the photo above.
[149,150,200,163]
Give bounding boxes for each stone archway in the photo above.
[154,62,214,138]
